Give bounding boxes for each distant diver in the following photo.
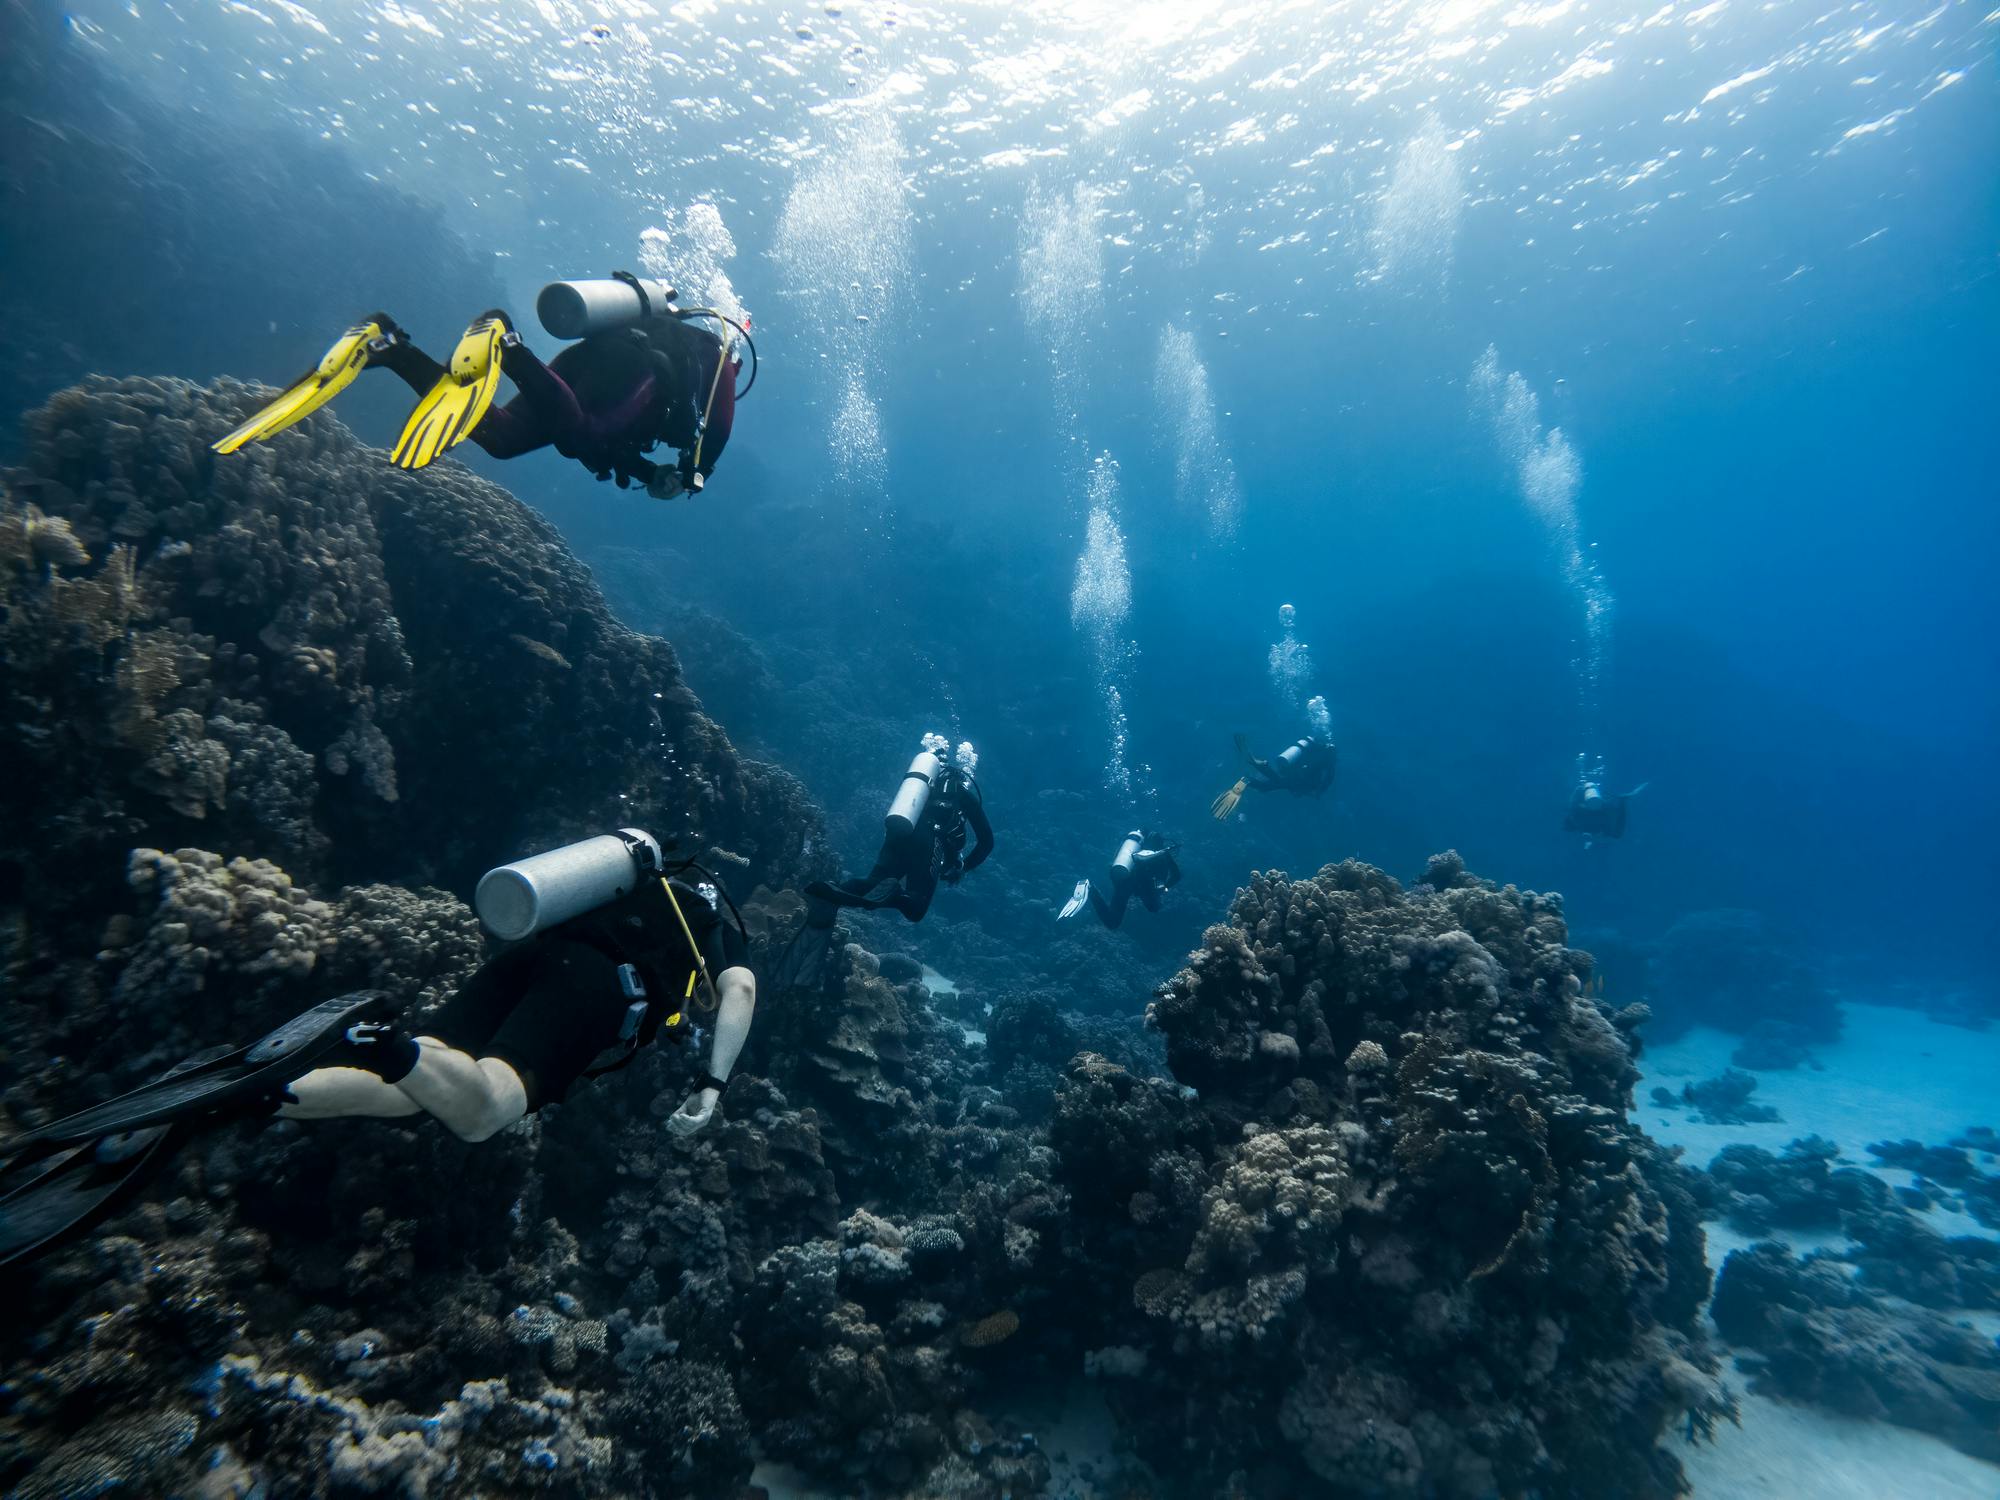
[1564,778,1648,843]
[0,831,752,1267]
[805,735,993,924]
[1210,732,1336,819]
[1058,830,1181,929]
[214,273,756,497]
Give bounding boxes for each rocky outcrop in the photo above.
[1713,1242,2000,1463]
[1050,853,1722,1499]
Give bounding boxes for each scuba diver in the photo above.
[1058,830,1181,930]
[1564,778,1648,843]
[1210,732,1336,819]
[0,831,751,1267]
[213,273,756,497]
[805,735,993,925]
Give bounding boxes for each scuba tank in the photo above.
[1111,831,1144,878]
[1275,738,1315,774]
[536,273,678,341]
[885,751,944,839]
[474,829,666,941]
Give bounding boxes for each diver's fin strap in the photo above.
[2,992,392,1153]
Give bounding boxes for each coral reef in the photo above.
[1049,855,1720,1499]
[0,380,826,1499]
[1677,1069,1781,1125]
[1712,1242,2000,1463]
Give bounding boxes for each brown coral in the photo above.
[957,1309,1020,1349]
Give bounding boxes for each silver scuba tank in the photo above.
[536,275,678,341]
[1111,831,1144,877]
[1276,738,1313,773]
[474,828,665,941]
[885,751,943,839]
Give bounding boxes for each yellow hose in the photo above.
[658,877,719,1012]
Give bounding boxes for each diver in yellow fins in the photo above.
[215,273,755,497]
[1210,732,1336,819]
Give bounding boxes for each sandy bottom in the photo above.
[1639,1002,2000,1500]
[753,1002,2000,1499]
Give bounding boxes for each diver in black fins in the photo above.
[1058,830,1181,929]
[213,273,756,496]
[1210,732,1336,819]
[805,735,993,925]
[1564,778,1649,843]
[0,831,754,1267]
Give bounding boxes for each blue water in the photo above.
[49,0,1993,991]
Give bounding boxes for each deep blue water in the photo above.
[28,0,2000,989]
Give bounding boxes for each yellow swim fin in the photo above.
[213,320,384,454]
[1211,778,1247,820]
[390,315,507,470]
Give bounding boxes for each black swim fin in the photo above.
[0,1045,233,1267]
[768,911,841,994]
[2,992,391,1155]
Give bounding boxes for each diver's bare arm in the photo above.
[704,966,757,1089]
[391,1038,529,1143]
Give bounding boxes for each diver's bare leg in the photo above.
[391,1038,529,1143]
[280,1067,424,1119]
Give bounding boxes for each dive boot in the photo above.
[213,316,396,454]
[390,312,509,470]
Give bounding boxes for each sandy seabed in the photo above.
[1644,1003,2000,1500]
[758,1003,2000,1499]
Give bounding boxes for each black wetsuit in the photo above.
[422,876,745,1110]
[813,771,995,923]
[378,316,737,490]
[1244,737,1336,798]
[1564,786,1628,839]
[1085,841,1180,930]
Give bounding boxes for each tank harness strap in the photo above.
[610,269,653,321]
